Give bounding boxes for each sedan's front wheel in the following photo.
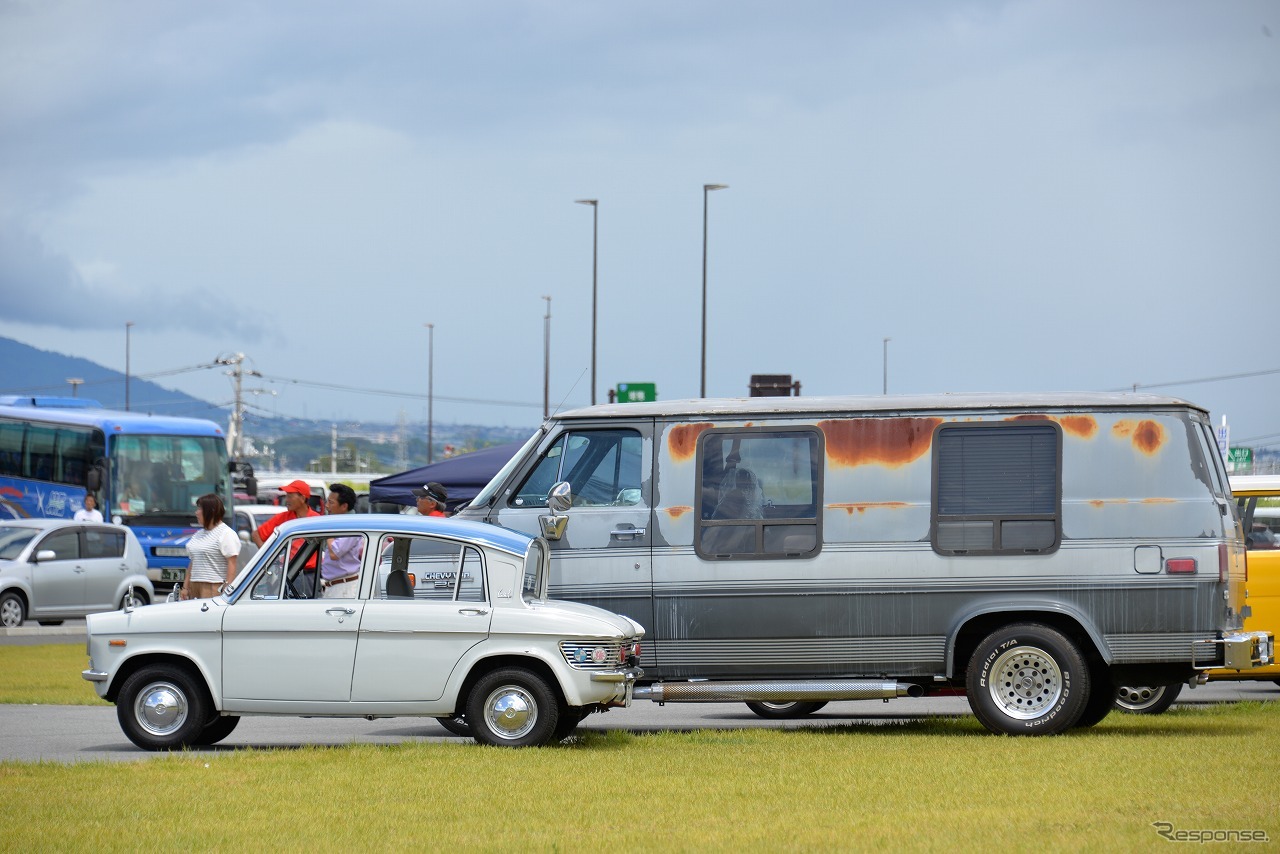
[116,665,210,751]
[0,591,25,628]
[465,667,561,748]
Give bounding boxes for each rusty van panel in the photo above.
[667,423,713,463]
[1112,419,1166,455]
[1006,413,1098,439]
[819,418,941,468]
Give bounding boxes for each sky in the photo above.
[1,1,1278,449]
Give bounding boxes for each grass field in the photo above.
[2,645,1278,851]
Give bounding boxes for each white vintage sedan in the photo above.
[83,515,643,749]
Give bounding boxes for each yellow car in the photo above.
[1115,474,1280,713]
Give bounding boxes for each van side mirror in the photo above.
[540,481,573,541]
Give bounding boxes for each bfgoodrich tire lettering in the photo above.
[116,665,211,751]
[966,623,1089,735]
[465,667,561,748]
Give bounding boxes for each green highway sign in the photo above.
[1228,447,1253,466]
[616,382,656,403]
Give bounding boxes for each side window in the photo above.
[511,430,643,508]
[695,428,823,560]
[376,535,486,602]
[932,423,1061,556]
[248,535,322,600]
[84,528,125,559]
[39,530,81,561]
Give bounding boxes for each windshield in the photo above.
[471,429,543,509]
[0,526,39,560]
[109,435,229,517]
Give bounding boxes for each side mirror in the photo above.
[547,481,573,513]
[539,481,573,541]
[34,549,57,563]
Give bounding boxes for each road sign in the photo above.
[1228,447,1253,467]
[616,383,656,403]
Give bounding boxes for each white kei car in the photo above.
[83,515,644,749]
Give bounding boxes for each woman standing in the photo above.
[181,493,240,599]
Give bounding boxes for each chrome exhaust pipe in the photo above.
[633,679,924,703]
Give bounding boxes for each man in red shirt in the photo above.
[252,480,322,545]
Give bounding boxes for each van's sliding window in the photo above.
[695,427,822,560]
[511,429,643,508]
[932,422,1061,556]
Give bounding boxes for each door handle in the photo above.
[458,608,490,616]
[611,527,645,539]
[325,607,356,616]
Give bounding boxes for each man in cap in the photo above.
[252,480,322,546]
[412,482,449,517]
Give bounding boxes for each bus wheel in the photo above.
[744,701,829,719]
[966,623,1089,735]
[1113,683,1182,714]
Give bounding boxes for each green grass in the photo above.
[0,644,107,705]
[2,645,1278,851]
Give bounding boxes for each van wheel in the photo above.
[1113,683,1182,714]
[1073,666,1114,728]
[466,667,561,747]
[966,623,1089,735]
[116,664,211,751]
[435,715,473,737]
[192,715,241,746]
[744,701,829,719]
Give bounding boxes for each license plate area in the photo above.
[160,568,185,583]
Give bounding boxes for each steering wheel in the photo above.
[285,576,303,599]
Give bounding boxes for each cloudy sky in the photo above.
[1,1,1277,447]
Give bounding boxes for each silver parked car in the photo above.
[83,515,644,749]
[0,519,154,628]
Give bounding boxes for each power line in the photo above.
[1114,367,1280,392]
[256,373,548,410]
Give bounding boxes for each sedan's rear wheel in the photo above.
[465,667,561,748]
[1113,683,1182,714]
[116,665,210,751]
[744,701,829,720]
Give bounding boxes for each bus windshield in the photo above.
[110,434,230,517]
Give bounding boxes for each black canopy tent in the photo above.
[368,442,523,512]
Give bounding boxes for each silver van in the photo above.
[458,393,1272,735]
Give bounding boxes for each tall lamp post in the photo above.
[124,321,135,411]
[883,337,890,395]
[700,184,728,398]
[575,198,598,405]
[542,295,552,419]
[424,323,434,465]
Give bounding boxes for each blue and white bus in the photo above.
[0,396,233,588]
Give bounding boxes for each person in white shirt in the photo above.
[73,494,104,523]
[181,493,240,599]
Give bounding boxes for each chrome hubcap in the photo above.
[484,686,537,740]
[135,681,189,736]
[988,645,1062,719]
[1115,685,1162,711]
[0,599,21,627]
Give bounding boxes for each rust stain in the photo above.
[1113,419,1165,455]
[1088,500,1105,508]
[664,505,693,519]
[667,423,712,462]
[828,501,910,515]
[1141,497,1176,504]
[820,418,941,468]
[1004,413,1097,438]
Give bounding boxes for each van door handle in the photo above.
[325,607,356,616]
[611,527,645,539]
[458,608,489,616]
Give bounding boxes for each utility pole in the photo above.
[216,353,261,459]
[543,295,552,419]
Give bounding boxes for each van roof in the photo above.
[554,392,1203,421]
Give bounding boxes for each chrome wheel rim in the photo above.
[483,686,538,740]
[134,681,189,737]
[987,645,1062,720]
[1114,685,1164,712]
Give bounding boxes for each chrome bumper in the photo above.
[1194,631,1275,671]
[82,668,108,683]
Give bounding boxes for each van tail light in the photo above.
[1165,558,1197,574]
[1219,542,1229,583]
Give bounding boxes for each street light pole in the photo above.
[425,323,434,465]
[575,199,598,405]
[543,295,552,419]
[124,321,135,411]
[883,337,890,395]
[700,184,728,398]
